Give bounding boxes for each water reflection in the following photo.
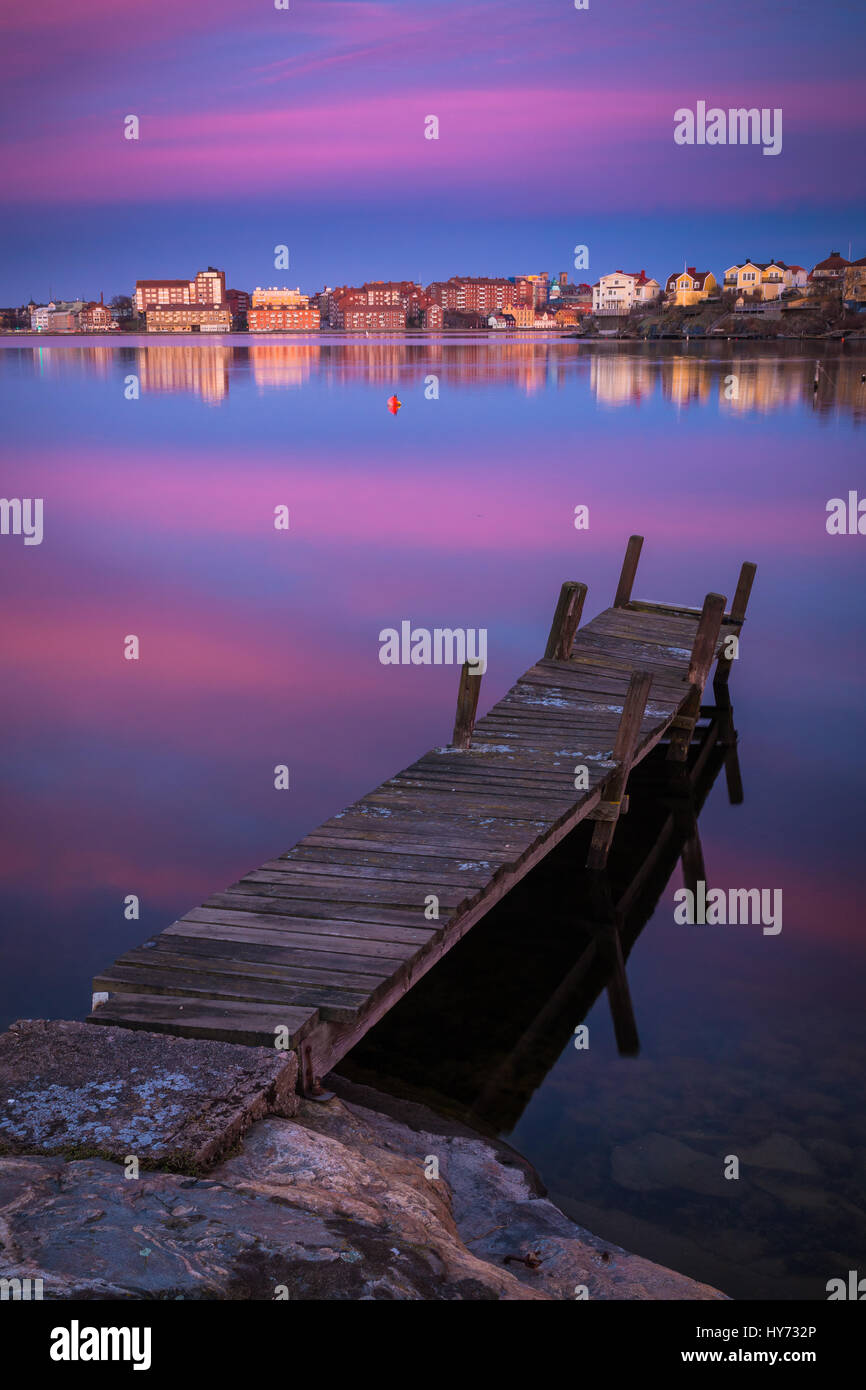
[3,338,865,418]
[341,701,739,1133]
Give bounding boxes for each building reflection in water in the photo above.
[3,339,865,418]
[135,343,231,405]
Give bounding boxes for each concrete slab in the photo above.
[0,1019,297,1171]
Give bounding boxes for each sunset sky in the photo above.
[2,0,865,300]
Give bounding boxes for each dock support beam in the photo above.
[452,660,483,749]
[544,581,587,660]
[587,872,640,1055]
[587,669,653,871]
[614,534,644,608]
[667,592,726,763]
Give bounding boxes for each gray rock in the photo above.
[0,1019,297,1171]
[0,1151,539,1301]
[0,1028,727,1300]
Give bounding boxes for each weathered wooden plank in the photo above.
[140,936,398,987]
[178,904,437,944]
[361,785,577,818]
[296,834,510,866]
[276,847,495,882]
[94,964,369,1023]
[214,885,451,926]
[89,993,318,1047]
[242,869,473,908]
[164,919,420,961]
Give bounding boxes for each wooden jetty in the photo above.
[89,536,756,1098]
[342,697,741,1132]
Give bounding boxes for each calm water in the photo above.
[1,336,865,1300]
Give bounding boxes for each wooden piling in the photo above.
[544,581,587,661]
[452,660,483,749]
[614,534,644,608]
[730,562,757,625]
[587,872,639,1055]
[587,669,653,870]
[668,592,726,762]
[714,561,756,700]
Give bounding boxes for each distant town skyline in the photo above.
[1,0,865,302]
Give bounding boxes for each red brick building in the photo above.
[134,280,194,313]
[329,281,426,329]
[342,305,406,332]
[247,304,320,332]
[134,267,228,316]
[80,298,116,331]
[513,273,550,308]
[427,277,516,314]
[226,288,250,327]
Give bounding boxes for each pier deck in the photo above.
[88,538,755,1094]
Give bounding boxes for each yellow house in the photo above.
[723,261,790,301]
[664,268,717,306]
[505,303,535,327]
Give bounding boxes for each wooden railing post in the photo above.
[714,561,756,701]
[544,581,587,661]
[586,669,653,870]
[730,561,757,625]
[668,592,726,763]
[452,660,483,749]
[614,534,644,608]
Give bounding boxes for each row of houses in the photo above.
[592,252,864,316]
[30,297,116,332]
[14,251,865,335]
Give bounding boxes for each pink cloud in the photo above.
[4,81,863,206]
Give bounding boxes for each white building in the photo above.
[592,270,660,315]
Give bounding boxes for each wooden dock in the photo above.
[341,697,741,1130]
[88,537,755,1097]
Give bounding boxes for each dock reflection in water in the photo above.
[340,702,738,1134]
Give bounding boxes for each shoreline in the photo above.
[0,1018,727,1301]
[1,328,864,344]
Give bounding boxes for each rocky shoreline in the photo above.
[0,1019,726,1300]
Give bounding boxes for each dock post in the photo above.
[586,669,653,871]
[667,592,726,763]
[587,872,639,1055]
[544,581,587,660]
[713,561,756,702]
[452,660,483,749]
[614,534,644,608]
